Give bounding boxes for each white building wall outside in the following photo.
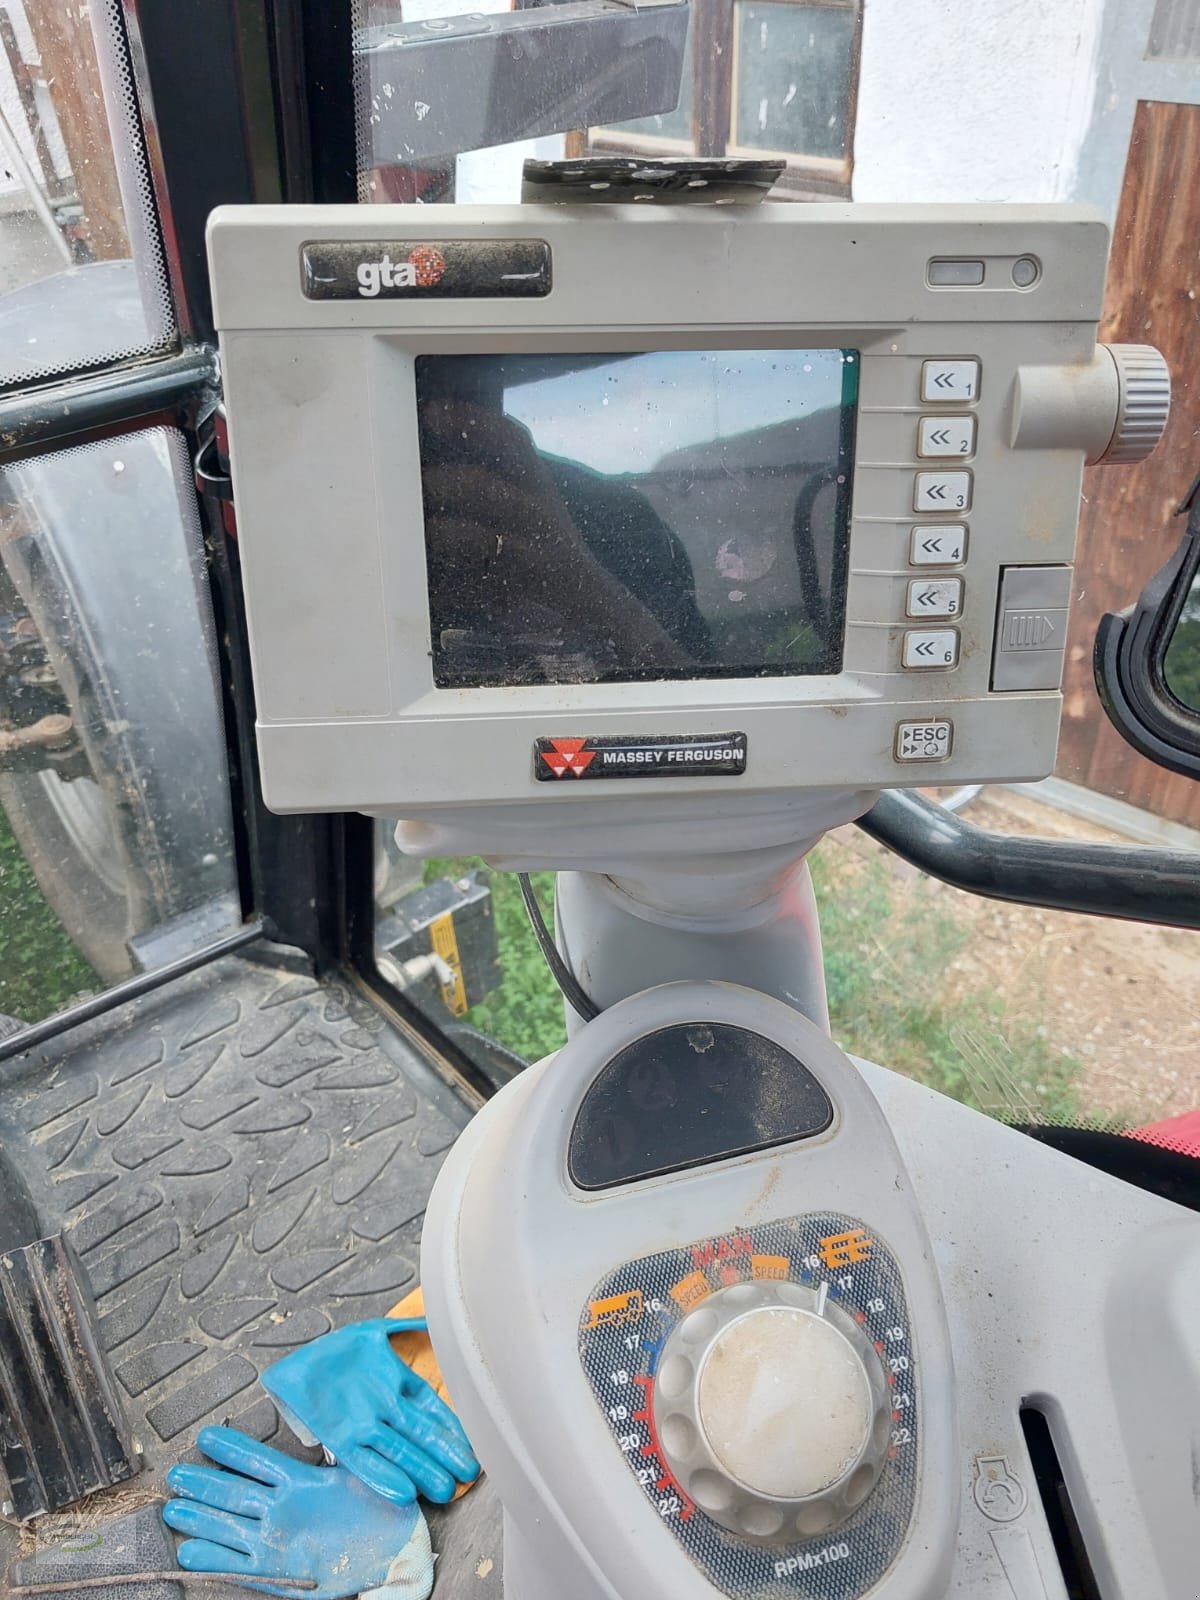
[853,0,1108,206]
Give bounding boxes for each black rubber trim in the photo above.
[0,350,217,464]
[858,789,1200,930]
[1094,469,1200,780]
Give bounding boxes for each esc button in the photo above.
[895,720,953,762]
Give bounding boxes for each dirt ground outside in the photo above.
[817,785,1200,1128]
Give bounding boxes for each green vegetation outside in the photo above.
[0,809,96,1022]
[426,843,1095,1126]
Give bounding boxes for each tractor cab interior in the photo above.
[0,5,1199,1600]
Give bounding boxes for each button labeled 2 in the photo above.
[919,416,976,458]
[914,471,972,513]
[921,360,980,403]
[903,629,959,669]
[907,578,962,619]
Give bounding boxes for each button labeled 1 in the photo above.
[896,720,953,761]
[915,471,972,513]
[911,525,966,566]
[903,629,959,669]
[919,416,976,458]
[922,360,980,403]
[907,578,962,619]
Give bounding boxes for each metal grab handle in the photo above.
[859,788,1200,931]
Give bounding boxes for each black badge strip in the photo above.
[300,239,552,300]
[535,733,747,781]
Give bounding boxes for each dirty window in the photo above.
[0,0,175,389]
[0,430,239,1022]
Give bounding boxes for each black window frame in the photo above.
[0,0,490,1100]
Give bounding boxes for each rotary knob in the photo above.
[1096,343,1171,464]
[653,1281,892,1544]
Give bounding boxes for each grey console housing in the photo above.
[209,203,1124,816]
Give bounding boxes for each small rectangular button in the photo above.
[895,720,953,761]
[927,259,985,287]
[907,578,963,619]
[910,524,967,566]
[903,629,959,669]
[914,471,972,513]
[991,564,1073,691]
[918,415,976,458]
[922,360,980,402]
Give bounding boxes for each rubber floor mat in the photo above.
[0,944,505,1597]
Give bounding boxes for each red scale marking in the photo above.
[632,1372,696,1521]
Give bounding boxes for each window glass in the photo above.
[1164,571,1200,711]
[1147,0,1200,61]
[0,0,174,388]
[605,18,695,147]
[0,429,239,1020]
[731,2,855,160]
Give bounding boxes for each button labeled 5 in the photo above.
[915,471,972,513]
[919,416,975,458]
[907,578,962,619]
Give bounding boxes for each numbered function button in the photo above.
[903,629,959,669]
[907,578,963,619]
[914,471,972,513]
[919,415,976,458]
[921,359,980,403]
[895,720,953,762]
[911,525,966,566]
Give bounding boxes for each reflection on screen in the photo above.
[415,349,858,689]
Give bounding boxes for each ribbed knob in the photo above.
[652,1281,892,1545]
[1098,344,1171,464]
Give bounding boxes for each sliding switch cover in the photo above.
[0,1234,139,1521]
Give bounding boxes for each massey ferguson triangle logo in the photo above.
[539,738,596,778]
[356,246,445,297]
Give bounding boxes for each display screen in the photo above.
[415,349,858,689]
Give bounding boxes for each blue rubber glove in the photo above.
[163,1426,433,1600]
[260,1317,479,1505]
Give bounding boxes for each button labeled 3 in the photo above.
[915,471,972,513]
[922,359,980,403]
[895,720,953,762]
[903,629,959,669]
[907,578,962,619]
[919,416,976,458]
[911,525,966,566]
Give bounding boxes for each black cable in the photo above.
[516,872,601,1022]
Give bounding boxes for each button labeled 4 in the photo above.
[911,525,966,566]
[907,578,962,619]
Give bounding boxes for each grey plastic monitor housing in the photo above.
[208,203,1130,819]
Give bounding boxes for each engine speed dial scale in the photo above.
[579,1214,918,1599]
